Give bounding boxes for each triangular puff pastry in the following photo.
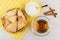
[1,8,27,32]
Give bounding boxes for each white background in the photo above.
[22,0,60,40]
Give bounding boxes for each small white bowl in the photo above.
[31,16,50,36]
[25,2,40,16]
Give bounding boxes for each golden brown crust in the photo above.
[1,8,28,32]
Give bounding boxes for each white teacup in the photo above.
[31,16,50,36]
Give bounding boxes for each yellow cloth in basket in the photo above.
[0,0,43,40]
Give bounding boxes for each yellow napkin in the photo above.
[0,0,43,40]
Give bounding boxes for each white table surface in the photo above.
[0,28,16,40]
[22,0,60,40]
